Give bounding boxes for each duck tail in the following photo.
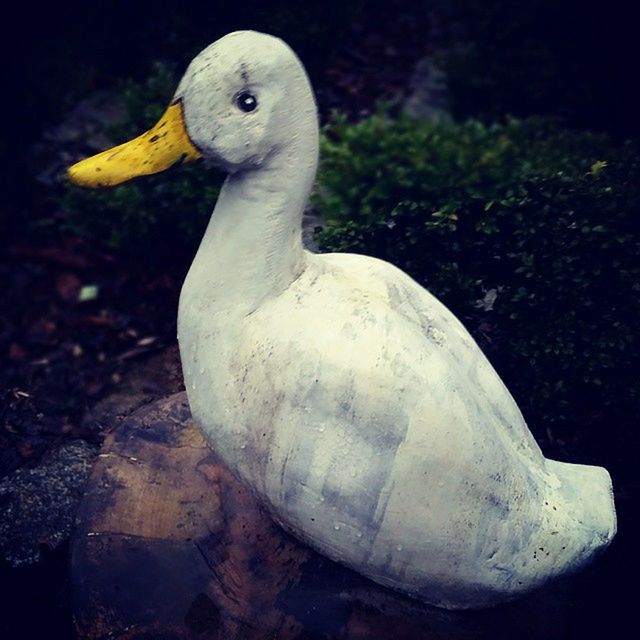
[545,459,617,569]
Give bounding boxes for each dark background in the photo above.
[2,0,639,227]
[1,1,639,638]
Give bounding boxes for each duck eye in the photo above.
[236,92,258,113]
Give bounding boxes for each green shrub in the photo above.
[314,112,640,443]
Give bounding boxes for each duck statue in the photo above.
[68,31,616,609]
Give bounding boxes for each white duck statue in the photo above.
[68,31,616,609]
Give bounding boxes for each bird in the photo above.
[68,30,616,610]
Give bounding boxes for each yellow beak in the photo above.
[67,99,202,188]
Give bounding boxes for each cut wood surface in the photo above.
[72,393,574,640]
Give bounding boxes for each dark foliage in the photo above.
[444,0,640,138]
[1,0,371,240]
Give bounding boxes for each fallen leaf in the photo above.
[9,343,28,361]
[9,244,91,269]
[56,273,81,301]
[78,285,99,302]
[75,315,113,328]
[18,442,34,459]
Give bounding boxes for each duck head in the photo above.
[68,31,317,187]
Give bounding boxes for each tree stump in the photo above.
[72,393,572,640]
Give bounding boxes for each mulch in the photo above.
[0,234,185,478]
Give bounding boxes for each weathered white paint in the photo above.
[176,31,616,609]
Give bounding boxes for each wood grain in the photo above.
[72,393,572,640]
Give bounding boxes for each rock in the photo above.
[73,393,314,639]
[302,207,322,253]
[403,56,450,120]
[28,91,126,188]
[72,393,574,640]
[0,439,97,567]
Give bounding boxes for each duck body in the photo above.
[69,30,616,610]
[179,240,615,609]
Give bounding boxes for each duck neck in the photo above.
[187,126,319,316]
